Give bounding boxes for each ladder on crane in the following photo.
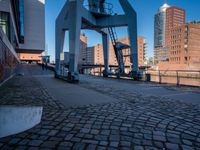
[108,27,130,75]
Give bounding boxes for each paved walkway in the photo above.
[0,64,200,150]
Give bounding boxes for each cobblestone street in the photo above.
[0,65,200,150]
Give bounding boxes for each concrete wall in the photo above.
[19,0,45,51]
[0,28,19,85]
[0,106,43,138]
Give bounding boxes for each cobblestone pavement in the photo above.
[0,65,200,150]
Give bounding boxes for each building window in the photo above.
[0,12,10,38]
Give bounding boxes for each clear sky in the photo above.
[45,0,200,62]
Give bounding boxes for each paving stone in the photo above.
[41,141,59,148]
[9,138,21,144]
[86,144,97,150]
[182,145,195,150]
[0,142,4,147]
[15,146,28,150]
[39,129,50,135]
[165,143,179,150]
[134,146,144,150]
[59,141,73,147]
[28,147,40,150]
[48,130,58,136]
[73,142,86,149]
[64,134,74,141]
[95,135,108,141]
[71,137,81,142]
[80,128,91,133]
[97,146,107,150]
[142,140,153,146]
[82,139,99,144]
[19,139,30,145]
[28,140,43,146]
[119,141,131,147]
[154,141,164,148]
[153,135,166,142]
[182,139,193,146]
[84,133,93,139]
[145,146,158,150]
[110,141,119,147]
[99,141,108,146]
[90,129,99,135]
[144,134,152,140]
[109,135,120,141]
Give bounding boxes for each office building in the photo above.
[154,3,170,64]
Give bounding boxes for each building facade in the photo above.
[17,0,45,63]
[169,22,200,65]
[0,0,45,64]
[165,6,185,49]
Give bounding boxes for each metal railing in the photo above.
[146,70,200,87]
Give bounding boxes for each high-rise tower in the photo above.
[154,3,170,64]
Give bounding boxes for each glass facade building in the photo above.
[154,3,170,64]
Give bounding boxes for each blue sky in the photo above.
[45,0,200,62]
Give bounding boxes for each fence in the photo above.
[146,70,200,87]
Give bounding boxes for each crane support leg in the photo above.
[102,31,109,77]
[55,27,65,76]
[68,1,82,82]
[119,0,138,78]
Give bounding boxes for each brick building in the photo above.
[85,36,146,67]
[169,22,200,65]
[165,6,185,49]
[79,34,88,64]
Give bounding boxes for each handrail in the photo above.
[147,70,200,73]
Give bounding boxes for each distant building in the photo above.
[0,0,45,63]
[154,3,170,48]
[79,34,88,64]
[154,3,170,64]
[86,44,104,65]
[169,22,200,65]
[84,36,146,68]
[137,36,146,66]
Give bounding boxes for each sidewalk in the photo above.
[0,64,200,150]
